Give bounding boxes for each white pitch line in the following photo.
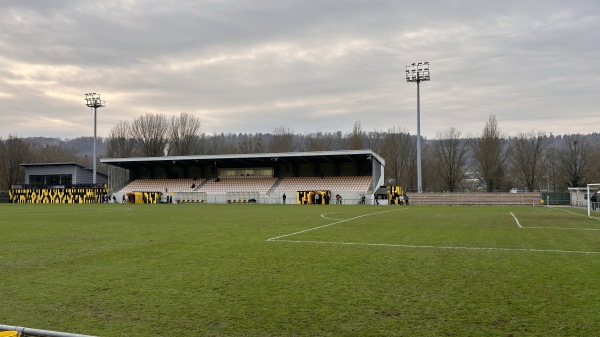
[523,226,600,231]
[267,208,404,241]
[548,206,600,221]
[510,212,522,228]
[320,212,346,221]
[269,239,600,255]
[510,210,600,230]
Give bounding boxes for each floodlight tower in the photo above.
[406,62,430,193]
[85,93,105,184]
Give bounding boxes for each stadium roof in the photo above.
[101,150,384,171]
[20,162,108,178]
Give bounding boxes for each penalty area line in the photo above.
[510,212,522,228]
[269,239,600,255]
[548,206,600,221]
[510,211,600,230]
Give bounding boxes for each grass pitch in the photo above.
[1,204,600,336]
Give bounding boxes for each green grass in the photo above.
[1,204,600,336]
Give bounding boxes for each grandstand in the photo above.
[274,176,371,193]
[120,178,201,193]
[101,150,384,204]
[199,177,277,194]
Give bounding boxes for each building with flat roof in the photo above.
[20,162,107,186]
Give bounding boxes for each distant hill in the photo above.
[27,136,107,158]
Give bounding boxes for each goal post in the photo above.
[587,183,599,218]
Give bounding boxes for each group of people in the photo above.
[392,192,409,205]
[310,193,330,204]
[101,195,118,203]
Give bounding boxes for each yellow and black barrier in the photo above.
[227,199,257,203]
[179,199,206,203]
[9,185,108,204]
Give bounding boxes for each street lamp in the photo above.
[85,93,105,184]
[406,62,430,193]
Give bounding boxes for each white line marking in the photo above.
[267,209,404,241]
[270,239,600,255]
[510,212,522,228]
[513,209,600,230]
[320,212,346,221]
[548,206,600,221]
[523,226,600,231]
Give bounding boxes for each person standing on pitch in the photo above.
[282,193,286,204]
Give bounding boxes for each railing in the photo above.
[0,325,96,337]
[407,192,541,206]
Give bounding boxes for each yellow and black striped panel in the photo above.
[8,185,110,204]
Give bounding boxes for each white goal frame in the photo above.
[587,184,599,218]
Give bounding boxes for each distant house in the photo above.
[20,162,107,186]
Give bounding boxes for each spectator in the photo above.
[282,193,286,204]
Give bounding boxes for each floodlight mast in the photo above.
[406,62,430,193]
[85,93,105,184]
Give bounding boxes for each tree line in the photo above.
[2,113,599,193]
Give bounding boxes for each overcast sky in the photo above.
[1,0,599,140]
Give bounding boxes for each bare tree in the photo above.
[509,131,550,191]
[364,130,386,156]
[471,115,507,191]
[0,135,31,189]
[202,133,230,155]
[590,138,600,183]
[129,113,169,157]
[558,135,593,187]
[346,121,364,150]
[304,132,330,151]
[380,127,415,187]
[328,131,347,151]
[269,125,295,153]
[168,112,203,156]
[28,141,80,164]
[432,127,469,192]
[236,133,263,154]
[106,121,135,158]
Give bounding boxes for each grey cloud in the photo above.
[1,0,599,139]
